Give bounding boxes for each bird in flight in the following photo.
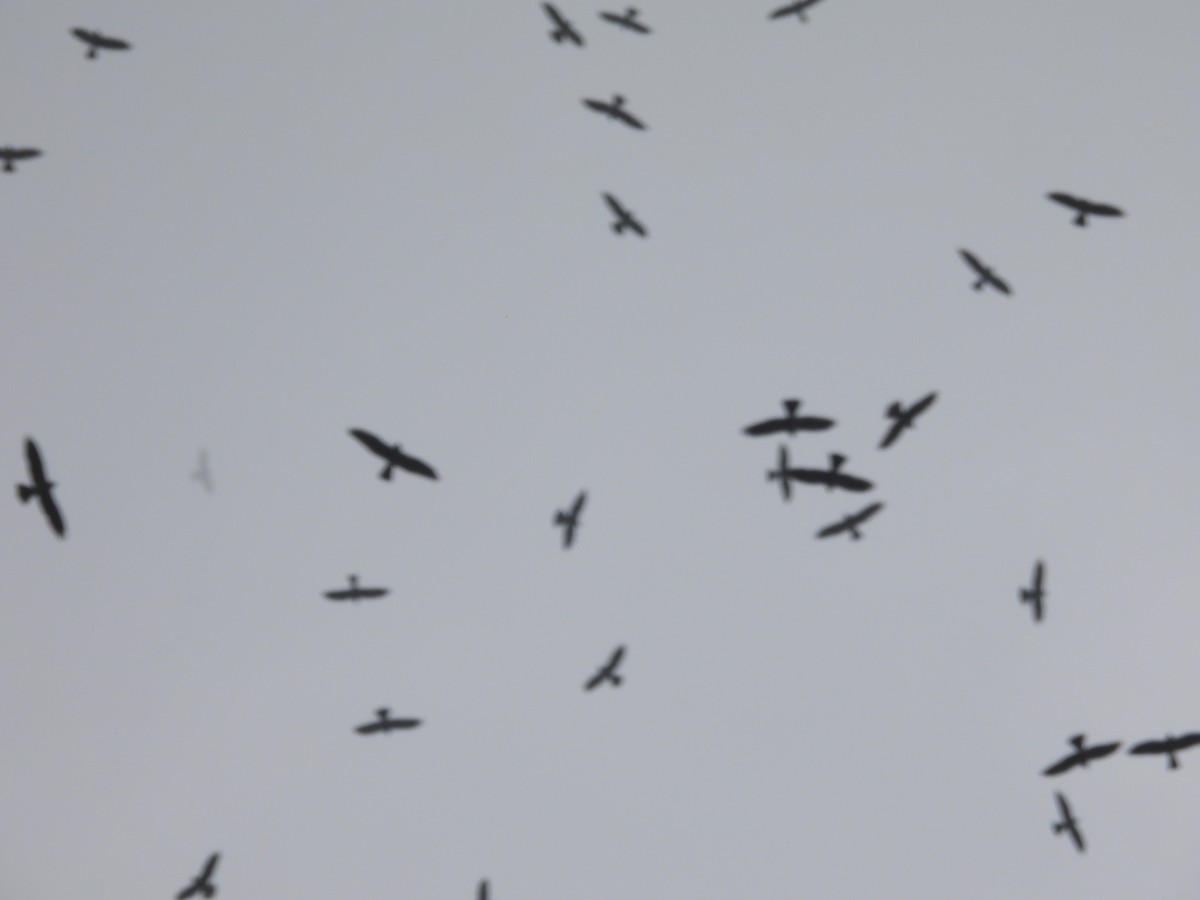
[1052,793,1085,853]
[599,7,652,33]
[1020,560,1046,623]
[324,575,389,602]
[554,490,587,549]
[478,880,490,900]
[1047,192,1124,227]
[582,95,647,130]
[743,398,835,437]
[71,28,131,59]
[0,146,42,173]
[176,852,220,900]
[788,452,874,493]
[1127,732,1200,770]
[541,3,584,45]
[355,707,422,735]
[765,445,806,501]
[192,450,213,493]
[16,437,65,538]
[817,502,884,540]
[1042,733,1122,776]
[878,391,937,450]
[349,428,438,481]
[602,192,648,237]
[769,0,825,22]
[958,249,1012,295]
[585,645,626,690]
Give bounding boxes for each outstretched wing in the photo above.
[816,518,847,539]
[768,1,804,19]
[542,3,568,27]
[1042,753,1079,776]
[199,853,219,881]
[1032,560,1044,592]
[616,109,647,130]
[744,416,783,436]
[571,491,587,517]
[1128,738,1167,756]
[603,192,627,217]
[852,502,883,525]
[71,27,98,44]
[607,645,626,668]
[349,428,391,458]
[1047,192,1082,211]
[909,391,937,418]
[396,449,438,480]
[834,472,874,492]
[958,248,985,275]
[1087,200,1124,218]
[1090,740,1121,760]
[39,490,66,538]
[24,438,47,484]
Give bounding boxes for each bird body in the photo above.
[585,645,626,690]
[349,428,438,481]
[71,28,131,58]
[16,437,65,537]
[1047,192,1124,227]
[878,392,937,449]
[743,398,835,436]
[958,249,1012,295]
[554,491,587,548]
[817,502,884,540]
[0,146,42,172]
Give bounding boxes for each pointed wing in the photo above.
[1128,738,1167,756]
[852,502,883,525]
[355,721,383,734]
[1054,792,1071,821]
[1047,192,1082,211]
[608,645,626,669]
[909,392,937,418]
[358,587,389,599]
[1032,561,1044,592]
[479,879,489,900]
[958,248,985,275]
[1174,733,1200,751]
[744,416,784,436]
[395,449,438,480]
[99,35,131,50]
[1041,753,1079,776]
[24,438,47,484]
[349,428,392,459]
[199,853,219,880]
[991,273,1012,295]
[878,420,904,449]
[1068,820,1085,852]
[816,518,847,539]
[616,109,647,130]
[40,491,66,537]
[603,192,627,217]
[583,97,608,114]
[628,215,648,237]
[584,669,605,690]
[571,491,587,517]
[386,718,422,730]
[1089,740,1121,760]
[12,148,41,161]
[324,589,353,601]
[833,473,874,492]
[769,1,804,18]
[71,27,98,44]
[1087,200,1123,218]
[796,415,835,431]
[542,3,568,27]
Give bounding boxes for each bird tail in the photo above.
[1074,212,1087,227]
[379,463,393,481]
[203,886,215,899]
[554,511,568,525]
[1053,823,1065,835]
[16,484,35,503]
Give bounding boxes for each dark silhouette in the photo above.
[71,28,131,58]
[817,502,884,540]
[743,398,834,436]
[788,452,874,492]
[176,852,219,900]
[1127,733,1200,770]
[765,444,805,501]
[192,450,213,493]
[602,192,647,237]
[1047,192,1124,227]
[0,147,42,173]
[1042,734,1122,776]
[1052,793,1085,853]
[542,3,584,45]
[554,490,587,548]
[599,7,652,33]
[324,575,389,602]
[355,707,422,735]
[1020,560,1046,623]
[958,249,1012,295]
[769,0,825,22]
[585,645,626,690]
[16,437,65,538]
[878,391,937,450]
[479,879,490,900]
[349,428,438,481]
[582,95,646,130]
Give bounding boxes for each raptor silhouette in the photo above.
[1042,734,1122,776]
[176,852,220,900]
[878,391,937,450]
[1047,192,1124,227]
[71,28,131,58]
[16,437,65,538]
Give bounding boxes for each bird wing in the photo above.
[816,519,846,539]
[992,274,1012,295]
[571,491,588,517]
[910,392,938,417]
[40,491,66,537]
[797,416,835,431]
[584,670,604,690]
[1047,192,1082,210]
[1069,821,1085,852]
[629,216,647,237]
[1033,561,1044,591]
[616,109,646,129]
[608,645,626,668]
[1091,741,1121,759]
[99,35,131,50]
[744,417,783,436]
[200,853,219,880]
[958,249,984,273]
[24,438,47,484]
[583,98,607,113]
[878,421,903,449]
[1054,792,1071,820]
[602,192,626,216]
[1042,754,1079,776]
[324,589,352,600]
[1089,201,1123,217]
[834,473,874,492]
[396,450,438,480]
[349,428,392,458]
[543,3,568,26]
[71,28,98,43]
[768,1,803,18]
[1128,738,1165,755]
[1174,733,1200,750]
[853,503,883,524]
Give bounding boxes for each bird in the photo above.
[958,249,1012,295]
[541,3,584,45]
[599,7,652,33]
[1047,192,1124,227]
[192,450,213,493]
[0,146,42,173]
[878,391,937,450]
[176,852,220,900]
[787,452,874,493]
[1127,733,1200,770]
[70,28,131,59]
[585,645,626,690]
[323,575,389,602]
[602,192,648,237]
[768,0,825,22]
[1052,793,1085,853]
[582,95,647,130]
[1042,734,1122,776]
[1020,560,1046,623]
[16,437,65,538]
[479,880,490,900]
[816,502,884,540]
[355,708,422,735]
[348,428,438,481]
[554,491,587,549]
[765,444,805,501]
[743,398,835,436]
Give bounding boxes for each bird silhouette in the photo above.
[743,398,835,436]
[554,491,587,548]
[16,437,65,538]
[1052,793,1085,853]
[1042,734,1122,776]
[878,392,937,450]
[958,249,1012,295]
[349,428,438,481]
[71,28,131,59]
[176,852,220,900]
[355,708,422,735]
[1047,192,1124,227]
[542,3,584,45]
[0,146,42,173]
[585,645,626,690]
[1127,733,1200,770]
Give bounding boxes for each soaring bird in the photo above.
[878,391,937,450]
[16,437,65,538]
[176,852,220,900]
[1042,734,1122,776]
[71,28,132,59]
[1047,192,1124,227]
[958,249,1012,295]
[554,491,587,549]
[349,428,438,481]
[584,645,626,690]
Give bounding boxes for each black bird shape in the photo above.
[542,3,584,45]
[743,398,835,437]
[0,146,42,173]
[816,502,884,540]
[787,452,874,492]
[1047,192,1124,227]
[1052,793,1085,853]
[355,707,422,735]
[878,391,937,450]
[323,575,389,602]
[71,28,131,58]
[349,428,438,481]
[1127,732,1200,770]
[582,95,647,130]
[599,7,652,33]
[765,444,807,501]
[1042,733,1122,776]
[602,192,648,237]
[584,645,626,690]
[1020,560,1046,623]
[16,437,65,538]
[554,490,587,548]
[176,852,220,900]
[958,249,1012,295]
[479,879,490,900]
[192,450,213,493]
[769,0,825,22]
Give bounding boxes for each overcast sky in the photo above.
[4,2,1200,898]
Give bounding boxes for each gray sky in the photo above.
[4,1,1200,897]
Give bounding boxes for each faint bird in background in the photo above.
[768,0,825,23]
[1020,560,1046,623]
[585,645,626,690]
[555,490,587,548]
[582,94,647,130]
[192,450,213,493]
[599,8,652,34]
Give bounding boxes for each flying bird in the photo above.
[1020,560,1046,623]
[743,398,835,436]
[958,249,1012,295]
[816,502,884,540]
[582,94,647,130]
[542,3,584,45]
[1052,793,1085,853]
[1047,192,1124,227]
[349,428,438,481]
[787,452,874,493]
[479,880,490,900]
[585,645,626,690]
[176,852,220,900]
[1042,734,1122,776]
[192,450,213,493]
[1127,733,1200,770]
[355,707,422,735]
[16,437,65,538]
[71,28,131,58]
[602,192,648,236]
[554,490,587,549]
[769,0,825,22]
[323,575,389,602]
[765,444,806,501]
[878,391,937,450]
[599,7,652,33]
[0,146,42,173]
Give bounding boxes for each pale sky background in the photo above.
[4,1,1200,897]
